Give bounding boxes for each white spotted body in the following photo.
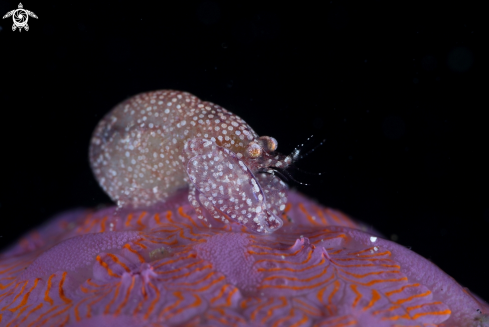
[90,90,291,233]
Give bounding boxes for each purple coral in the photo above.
[0,190,487,326]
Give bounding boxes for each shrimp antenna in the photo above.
[257,168,288,182]
[296,138,326,161]
[270,168,290,183]
[288,165,325,176]
[288,134,314,161]
[272,167,310,186]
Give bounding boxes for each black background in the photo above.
[0,0,487,301]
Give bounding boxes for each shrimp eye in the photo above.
[245,142,263,158]
[257,136,278,153]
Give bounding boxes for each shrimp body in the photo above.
[90,90,291,233]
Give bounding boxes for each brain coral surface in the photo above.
[0,190,487,327]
